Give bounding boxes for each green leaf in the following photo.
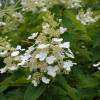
[0,85,8,93]
[56,75,81,100]
[24,85,46,100]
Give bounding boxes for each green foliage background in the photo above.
[0,0,100,100]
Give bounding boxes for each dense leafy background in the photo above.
[0,0,100,100]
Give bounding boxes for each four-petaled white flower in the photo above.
[63,60,76,71]
[37,44,50,49]
[93,62,100,67]
[47,66,59,77]
[59,42,70,49]
[42,77,50,84]
[46,56,56,64]
[53,38,63,43]
[0,67,7,74]
[8,65,18,71]
[27,75,31,80]
[35,51,48,61]
[11,51,20,57]
[16,45,25,51]
[32,80,38,87]
[28,32,38,39]
[59,26,67,34]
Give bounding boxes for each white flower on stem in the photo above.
[16,45,25,51]
[18,54,31,66]
[17,61,26,66]
[41,7,48,12]
[58,19,62,22]
[66,49,75,58]
[46,56,56,64]
[8,65,18,71]
[63,60,76,71]
[0,67,7,74]
[37,44,50,49]
[28,32,38,39]
[93,62,100,67]
[35,51,48,61]
[32,80,38,87]
[47,66,59,77]
[16,45,21,50]
[93,62,100,70]
[59,26,67,34]
[41,77,50,84]
[21,54,31,61]
[27,75,31,80]
[59,42,70,49]
[26,46,34,53]
[11,51,20,57]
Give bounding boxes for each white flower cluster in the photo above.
[21,0,82,12]
[0,12,76,86]
[21,0,48,12]
[67,0,82,8]
[76,9,100,25]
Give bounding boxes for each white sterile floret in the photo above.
[8,65,18,71]
[26,46,34,53]
[37,44,50,49]
[21,54,31,62]
[41,77,50,84]
[59,26,67,34]
[28,32,38,39]
[16,45,25,51]
[66,52,75,58]
[66,49,75,58]
[63,60,76,71]
[16,45,21,50]
[53,38,63,43]
[18,54,31,66]
[58,19,62,22]
[46,56,56,64]
[35,51,48,61]
[11,51,20,57]
[32,80,38,87]
[41,7,48,12]
[27,75,31,80]
[17,61,26,66]
[47,66,59,77]
[59,42,70,49]
[93,62,100,67]
[0,67,7,74]
[93,61,100,70]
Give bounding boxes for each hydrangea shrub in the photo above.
[0,0,100,100]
